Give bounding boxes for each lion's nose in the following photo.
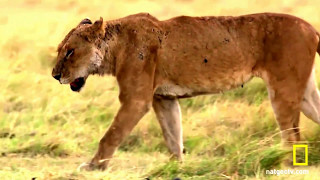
[53,74,61,81]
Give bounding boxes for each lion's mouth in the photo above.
[70,77,85,92]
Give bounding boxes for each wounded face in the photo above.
[52,18,106,92]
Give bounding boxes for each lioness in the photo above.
[52,13,320,170]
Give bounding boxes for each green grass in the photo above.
[1,0,320,179]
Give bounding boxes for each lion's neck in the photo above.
[99,52,116,76]
[97,22,121,76]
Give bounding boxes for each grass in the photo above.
[1,0,320,179]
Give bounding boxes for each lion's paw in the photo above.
[77,161,107,171]
[77,162,93,171]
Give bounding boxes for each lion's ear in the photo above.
[92,17,105,36]
[79,18,92,25]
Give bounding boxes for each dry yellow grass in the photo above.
[1,0,320,179]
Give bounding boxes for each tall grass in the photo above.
[1,0,320,179]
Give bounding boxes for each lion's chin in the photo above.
[70,77,85,92]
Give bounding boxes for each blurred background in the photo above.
[1,0,320,179]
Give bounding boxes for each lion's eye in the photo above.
[65,49,74,59]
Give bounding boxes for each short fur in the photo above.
[52,13,320,170]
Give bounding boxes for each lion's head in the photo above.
[52,18,107,92]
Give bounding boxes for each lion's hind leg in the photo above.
[301,68,320,125]
[262,72,307,143]
[153,95,184,161]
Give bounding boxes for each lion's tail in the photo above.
[317,32,320,55]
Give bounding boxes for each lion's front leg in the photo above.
[84,99,151,170]
[81,48,157,170]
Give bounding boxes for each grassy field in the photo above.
[1,0,320,179]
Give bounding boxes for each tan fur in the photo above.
[52,13,320,170]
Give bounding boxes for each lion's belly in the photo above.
[155,69,253,98]
[156,42,256,98]
[154,84,200,98]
